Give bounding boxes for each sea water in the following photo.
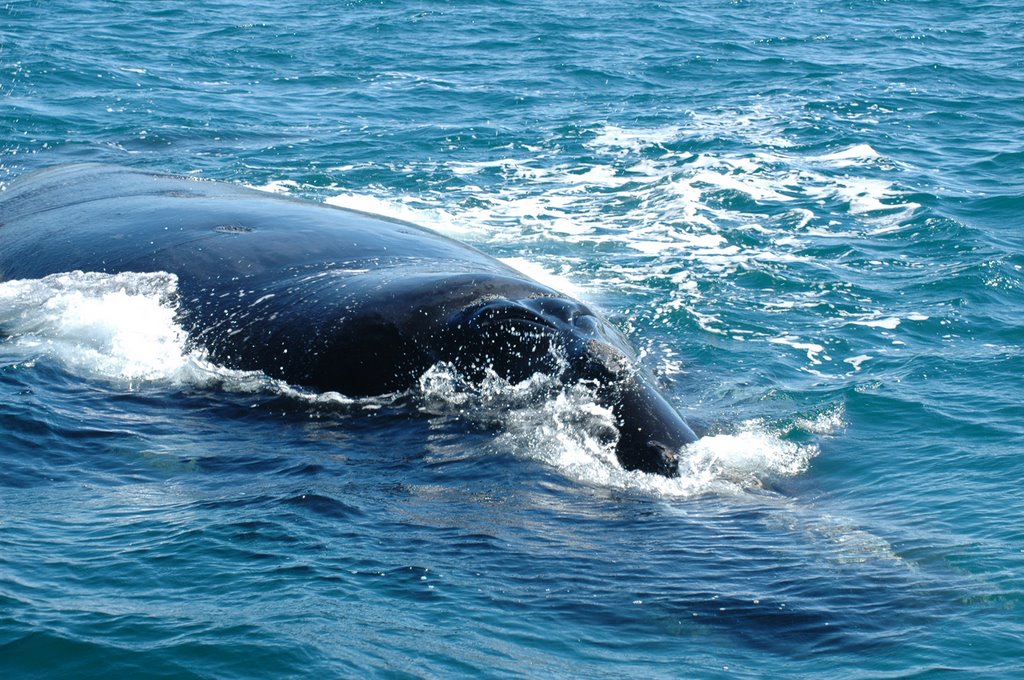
[1,1,1022,677]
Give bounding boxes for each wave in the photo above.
[0,269,821,497]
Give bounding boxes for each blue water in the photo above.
[2,0,1023,677]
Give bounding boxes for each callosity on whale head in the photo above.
[0,163,697,476]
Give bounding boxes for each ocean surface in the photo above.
[1,1,1022,677]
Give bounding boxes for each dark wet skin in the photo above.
[0,164,697,475]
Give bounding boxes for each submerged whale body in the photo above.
[0,164,696,475]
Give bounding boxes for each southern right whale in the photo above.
[0,164,697,475]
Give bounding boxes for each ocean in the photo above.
[1,0,1022,677]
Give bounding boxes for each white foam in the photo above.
[0,271,267,390]
[849,316,901,330]
[305,118,914,292]
[686,107,796,148]
[794,405,846,435]
[806,144,882,167]
[835,178,906,215]
[242,108,921,375]
[688,165,794,203]
[769,335,826,364]
[419,363,818,498]
[586,124,681,153]
[249,179,300,194]
[682,425,815,486]
[324,193,480,239]
[1,271,180,380]
[844,354,873,371]
[497,258,583,298]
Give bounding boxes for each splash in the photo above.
[1,271,182,379]
[680,424,816,490]
[0,271,272,391]
[417,363,819,498]
[0,271,819,496]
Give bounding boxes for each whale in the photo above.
[0,164,696,475]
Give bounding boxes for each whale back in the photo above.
[0,164,520,286]
[0,164,574,393]
[0,164,696,474]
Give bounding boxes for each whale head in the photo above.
[450,296,696,476]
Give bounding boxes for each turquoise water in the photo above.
[2,0,1023,677]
